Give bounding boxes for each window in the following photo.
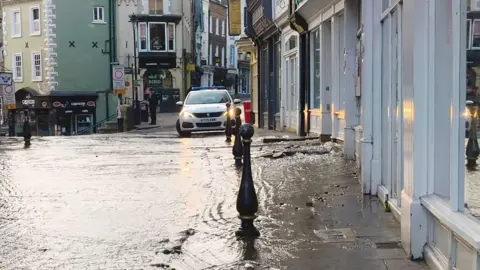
[215,18,219,35]
[149,22,166,51]
[11,10,21,38]
[30,6,40,35]
[209,44,212,65]
[168,23,175,51]
[230,45,235,67]
[93,6,105,23]
[149,0,163,15]
[209,14,212,33]
[32,52,42,81]
[221,47,225,67]
[473,19,480,49]
[468,19,472,49]
[215,45,219,66]
[139,23,147,51]
[311,29,321,109]
[13,53,23,81]
[221,20,225,36]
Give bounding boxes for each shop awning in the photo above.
[50,90,98,97]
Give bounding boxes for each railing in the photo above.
[75,113,118,136]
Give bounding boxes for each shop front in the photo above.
[9,88,54,137]
[143,69,180,113]
[50,91,98,136]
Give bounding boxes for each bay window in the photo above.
[139,22,176,53]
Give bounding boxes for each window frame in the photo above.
[167,22,175,52]
[215,18,219,35]
[209,14,212,33]
[148,0,163,15]
[472,19,480,50]
[309,28,321,109]
[221,20,225,36]
[138,22,148,52]
[93,6,105,24]
[467,19,472,50]
[30,6,41,36]
[148,22,167,52]
[31,51,42,81]
[11,9,22,38]
[13,53,23,82]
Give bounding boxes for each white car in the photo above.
[175,89,241,137]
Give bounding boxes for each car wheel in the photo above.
[176,119,191,137]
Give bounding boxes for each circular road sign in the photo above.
[4,85,13,94]
[114,69,124,79]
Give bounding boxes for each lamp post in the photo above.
[466,101,479,167]
[130,14,141,125]
[23,105,31,144]
[235,123,260,238]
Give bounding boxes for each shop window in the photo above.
[286,36,297,51]
[149,0,163,15]
[468,19,472,49]
[149,23,166,51]
[472,19,480,49]
[311,29,321,109]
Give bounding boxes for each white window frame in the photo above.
[11,9,21,38]
[31,51,42,81]
[467,19,472,50]
[209,43,212,65]
[148,22,167,52]
[209,14,212,33]
[139,22,148,52]
[221,46,225,66]
[29,6,41,36]
[472,19,480,50]
[215,18,219,35]
[93,6,105,24]
[167,22,175,52]
[221,20,225,36]
[148,0,163,15]
[12,53,23,82]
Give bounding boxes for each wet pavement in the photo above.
[0,127,428,269]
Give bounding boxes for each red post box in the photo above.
[243,101,252,124]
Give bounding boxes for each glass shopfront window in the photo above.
[311,29,321,109]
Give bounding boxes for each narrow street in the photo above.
[0,121,428,269]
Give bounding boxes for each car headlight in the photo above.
[180,111,195,118]
[223,109,235,117]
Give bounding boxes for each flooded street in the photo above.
[0,130,427,269]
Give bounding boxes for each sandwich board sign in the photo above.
[0,72,15,109]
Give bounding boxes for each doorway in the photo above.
[285,55,298,131]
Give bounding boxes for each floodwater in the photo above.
[0,132,426,270]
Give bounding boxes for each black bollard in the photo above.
[225,102,232,142]
[235,123,260,238]
[466,102,479,167]
[23,108,31,144]
[232,107,243,167]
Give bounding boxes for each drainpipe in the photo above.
[107,0,113,119]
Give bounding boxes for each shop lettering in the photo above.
[87,101,96,107]
[53,101,62,108]
[22,100,35,105]
[71,102,86,107]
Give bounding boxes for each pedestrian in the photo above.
[149,92,158,125]
[117,99,124,132]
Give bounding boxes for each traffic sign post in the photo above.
[1,73,15,110]
[112,65,126,96]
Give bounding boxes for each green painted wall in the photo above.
[56,0,116,121]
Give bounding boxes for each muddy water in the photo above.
[0,134,363,269]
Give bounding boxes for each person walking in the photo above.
[149,92,158,125]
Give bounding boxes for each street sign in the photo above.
[0,72,13,85]
[113,89,126,95]
[187,64,195,71]
[112,65,125,90]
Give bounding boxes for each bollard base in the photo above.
[467,158,478,168]
[235,219,260,238]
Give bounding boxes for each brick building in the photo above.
[208,0,227,85]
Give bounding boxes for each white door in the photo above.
[285,56,297,130]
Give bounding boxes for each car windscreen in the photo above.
[185,91,231,105]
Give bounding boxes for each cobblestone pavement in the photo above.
[0,128,429,269]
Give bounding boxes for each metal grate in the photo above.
[193,112,223,118]
[196,122,222,128]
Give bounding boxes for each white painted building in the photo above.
[116,0,192,101]
[293,0,480,269]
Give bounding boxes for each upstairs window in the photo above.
[215,18,219,35]
[149,0,163,15]
[32,52,42,81]
[13,53,23,82]
[221,20,225,36]
[11,10,21,38]
[139,22,175,52]
[30,6,41,35]
[93,6,105,23]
